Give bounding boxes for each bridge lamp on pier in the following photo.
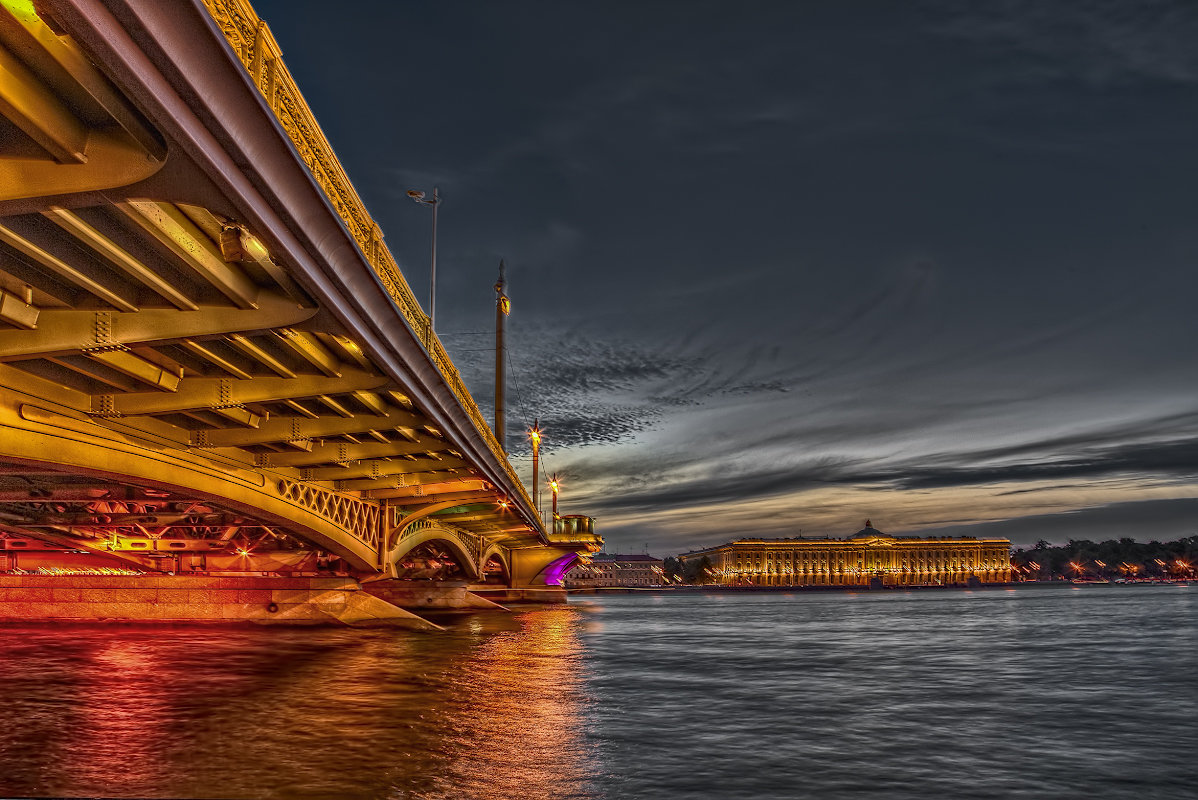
[549,473,560,521]
[406,187,441,330]
[528,420,542,512]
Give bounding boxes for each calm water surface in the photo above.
[0,584,1194,799]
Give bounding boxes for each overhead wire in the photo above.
[448,307,558,521]
[506,346,556,523]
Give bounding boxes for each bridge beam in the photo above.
[255,434,448,467]
[303,456,467,482]
[92,369,388,417]
[190,407,425,448]
[0,294,316,361]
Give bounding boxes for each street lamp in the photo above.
[528,420,542,513]
[406,187,440,330]
[549,473,560,522]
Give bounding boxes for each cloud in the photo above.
[549,406,1198,553]
[913,497,1198,546]
[928,1,1198,86]
[600,416,1198,511]
[450,324,842,454]
[861,435,1198,491]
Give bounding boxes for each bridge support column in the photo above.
[467,547,583,604]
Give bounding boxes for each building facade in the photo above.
[681,521,1011,587]
[565,553,665,588]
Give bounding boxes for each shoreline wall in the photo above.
[0,574,440,629]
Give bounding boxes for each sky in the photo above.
[253,0,1198,554]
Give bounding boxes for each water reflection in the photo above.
[2,587,1193,800]
[0,608,592,800]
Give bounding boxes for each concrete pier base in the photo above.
[470,586,569,604]
[360,579,509,611]
[0,574,440,629]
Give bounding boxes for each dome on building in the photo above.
[849,519,892,539]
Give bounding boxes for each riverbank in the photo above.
[569,581,1020,595]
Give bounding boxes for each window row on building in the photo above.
[681,522,1012,587]
[565,553,666,588]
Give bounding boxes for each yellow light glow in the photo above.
[23,566,142,576]
[243,233,270,260]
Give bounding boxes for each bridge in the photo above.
[0,0,600,625]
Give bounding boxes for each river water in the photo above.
[0,583,1193,799]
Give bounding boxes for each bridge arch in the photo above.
[388,522,481,581]
[0,409,382,569]
[536,552,583,587]
[478,545,511,586]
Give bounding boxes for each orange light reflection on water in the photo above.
[424,608,593,799]
[64,640,174,795]
[0,610,595,800]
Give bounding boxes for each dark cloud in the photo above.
[929,1,1198,87]
[577,456,858,517]
[863,436,1198,491]
[450,334,704,452]
[913,497,1198,547]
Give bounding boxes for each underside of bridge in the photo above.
[0,0,599,616]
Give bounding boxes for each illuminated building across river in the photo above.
[681,521,1012,587]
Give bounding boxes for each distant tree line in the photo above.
[1011,536,1198,580]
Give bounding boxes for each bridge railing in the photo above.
[200,0,538,526]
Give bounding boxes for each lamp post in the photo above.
[406,187,440,330]
[529,420,541,513]
[494,261,509,451]
[549,473,560,528]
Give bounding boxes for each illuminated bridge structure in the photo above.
[0,0,599,622]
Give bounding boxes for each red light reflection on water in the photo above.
[66,640,176,793]
[0,611,593,800]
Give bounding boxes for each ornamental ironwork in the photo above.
[277,478,380,548]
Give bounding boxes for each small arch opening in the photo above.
[394,541,467,581]
[478,554,509,586]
